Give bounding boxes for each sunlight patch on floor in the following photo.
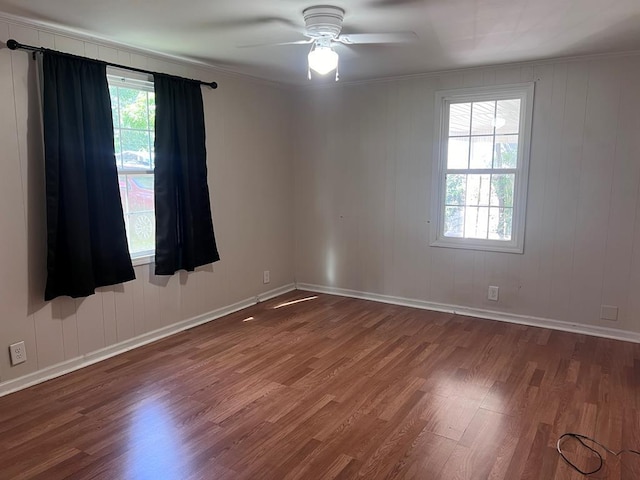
[273,296,318,309]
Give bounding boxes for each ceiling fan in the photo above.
[242,5,418,80]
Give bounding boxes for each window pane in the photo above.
[489,207,513,240]
[470,136,493,169]
[148,92,156,129]
[109,86,119,128]
[113,131,122,167]
[117,87,149,129]
[466,174,490,206]
[447,137,469,169]
[120,130,152,169]
[496,99,520,134]
[445,174,466,205]
[436,86,531,252]
[490,174,514,207]
[465,206,489,239]
[150,132,155,168]
[118,175,128,209]
[111,76,155,258]
[449,103,471,136]
[444,206,464,237]
[126,174,154,213]
[494,135,518,168]
[471,101,495,135]
[127,212,155,254]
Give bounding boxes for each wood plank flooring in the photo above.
[1,291,639,479]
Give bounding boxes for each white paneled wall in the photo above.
[293,55,640,335]
[3,13,640,390]
[0,18,294,384]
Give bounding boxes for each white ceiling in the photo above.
[1,0,640,84]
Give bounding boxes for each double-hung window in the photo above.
[108,70,156,262]
[431,83,534,253]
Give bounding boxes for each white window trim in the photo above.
[131,253,155,267]
[107,67,154,91]
[108,68,156,265]
[430,82,535,254]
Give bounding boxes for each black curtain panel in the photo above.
[153,74,220,275]
[42,50,135,300]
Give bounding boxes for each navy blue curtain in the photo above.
[42,50,134,300]
[153,74,219,275]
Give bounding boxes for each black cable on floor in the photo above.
[557,432,640,475]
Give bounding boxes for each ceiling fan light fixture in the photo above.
[308,45,339,75]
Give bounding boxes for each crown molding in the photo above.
[3,10,640,92]
[295,48,640,90]
[0,11,288,90]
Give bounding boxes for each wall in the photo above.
[294,55,640,335]
[3,16,640,392]
[0,18,294,386]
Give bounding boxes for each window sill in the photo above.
[131,254,155,267]
[430,238,523,254]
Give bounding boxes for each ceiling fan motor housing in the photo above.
[303,6,345,38]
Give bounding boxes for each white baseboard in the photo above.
[257,283,297,302]
[0,283,296,398]
[5,280,635,398]
[296,282,640,344]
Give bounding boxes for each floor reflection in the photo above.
[125,398,186,479]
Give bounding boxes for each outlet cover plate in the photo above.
[488,286,499,302]
[600,305,618,321]
[263,270,270,284]
[9,341,26,366]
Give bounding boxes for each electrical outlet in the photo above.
[9,341,26,366]
[488,286,499,302]
[263,270,270,284]
[600,305,618,321]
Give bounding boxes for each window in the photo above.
[108,70,156,260]
[431,83,534,253]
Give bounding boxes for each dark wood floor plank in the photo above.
[0,291,638,479]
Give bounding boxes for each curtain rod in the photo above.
[6,39,218,89]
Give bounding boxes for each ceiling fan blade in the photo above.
[237,38,314,48]
[197,16,298,30]
[336,32,418,44]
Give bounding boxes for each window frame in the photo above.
[107,67,156,265]
[430,82,535,254]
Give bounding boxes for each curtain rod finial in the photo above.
[7,39,19,50]
[209,81,218,89]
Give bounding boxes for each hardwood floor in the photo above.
[1,291,639,479]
